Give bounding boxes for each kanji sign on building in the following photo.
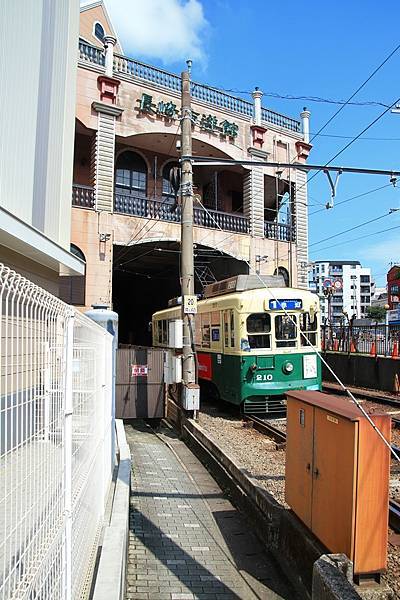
[137,93,239,138]
[131,364,148,377]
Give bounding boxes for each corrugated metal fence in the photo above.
[0,264,114,599]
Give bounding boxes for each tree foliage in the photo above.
[366,306,386,321]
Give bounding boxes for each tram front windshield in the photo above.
[275,315,297,347]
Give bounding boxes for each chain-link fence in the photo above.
[0,264,114,599]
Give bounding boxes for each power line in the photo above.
[309,183,393,216]
[309,212,393,247]
[308,42,400,144]
[310,223,400,253]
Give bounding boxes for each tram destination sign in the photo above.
[269,299,303,310]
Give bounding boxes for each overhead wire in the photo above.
[186,195,400,462]
[310,223,400,254]
[309,183,393,216]
[309,211,394,248]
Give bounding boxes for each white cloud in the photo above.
[360,236,400,262]
[104,0,209,66]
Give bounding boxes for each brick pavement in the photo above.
[125,421,296,600]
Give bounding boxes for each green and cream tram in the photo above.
[152,275,321,413]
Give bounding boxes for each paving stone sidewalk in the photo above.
[125,421,297,600]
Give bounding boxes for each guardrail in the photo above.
[264,221,296,242]
[322,324,400,357]
[114,193,250,234]
[0,264,114,599]
[78,40,301,133]
[72,183,95,208]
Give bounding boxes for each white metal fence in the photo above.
[0,264,114,599]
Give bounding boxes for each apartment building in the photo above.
[309,260,372,323]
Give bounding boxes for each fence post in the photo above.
[63,313,74,600]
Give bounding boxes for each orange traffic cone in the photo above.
[333,339,339,351]
[370,342,377,357]
[392,341,399,359]
[321,339,325,351]
[350,340,356,353]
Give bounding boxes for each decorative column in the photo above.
[91,36,123,213]
[250,88,267,149]
[295,108,312,289]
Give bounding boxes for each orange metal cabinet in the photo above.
[285,390,391,578]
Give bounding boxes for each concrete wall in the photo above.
[322,352,400,394]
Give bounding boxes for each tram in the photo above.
[152,275,322,413]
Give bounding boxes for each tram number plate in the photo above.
[183,295,197,314]
[255,373,273,381]
[269,299,302,310]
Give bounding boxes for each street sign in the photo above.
[183,294,198,314]
[333,279,343,290]
[323,279,332,289]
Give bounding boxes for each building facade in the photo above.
[387,265,400,310]
[309,260,372,323]
[1,0,84,292]
[71,1,313,343]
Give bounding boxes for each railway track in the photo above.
[243,415,287,448]
[323,382,400,407]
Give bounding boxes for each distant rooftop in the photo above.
[313,260,361,266]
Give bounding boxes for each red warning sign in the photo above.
[131,364,148,377]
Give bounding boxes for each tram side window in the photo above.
[202,313,211,348]
[300,313,318,346]
[275,315,297,348]
[161,320,168,345]
[246,313,271,349]
[230,310,235,347]
[224,312,229,347]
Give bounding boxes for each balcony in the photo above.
[72,185,297,241]
[114,193,249,234]
[78,40,301,134]
[72,184,95,208]
[264,221,296,242]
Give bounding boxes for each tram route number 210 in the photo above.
[255,373,273,381]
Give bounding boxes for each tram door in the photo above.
[218,310,240,404]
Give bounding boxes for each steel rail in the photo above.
[322,382,400,408]
[244,415,287,447]
[389,499,400,532]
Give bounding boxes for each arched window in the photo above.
[94,22,105,42]
[59,245,86,305]
[274,266,290,287]
[162,161,179,201]
[115,151,147,197]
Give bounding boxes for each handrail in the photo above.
[78,39,301,133]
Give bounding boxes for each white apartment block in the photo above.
[309,260,372,323]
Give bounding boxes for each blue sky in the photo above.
[104,0,400,286]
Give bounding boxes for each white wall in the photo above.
[0,0,79,251]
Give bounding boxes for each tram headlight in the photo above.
[282,361,294,374]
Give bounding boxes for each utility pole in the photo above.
[180,65,199,415]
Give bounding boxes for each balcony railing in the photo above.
[114,193,250,234]
[264,221,296,242]
[78,40,301,133]
[72,184,95,208]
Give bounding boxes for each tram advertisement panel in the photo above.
[198,353,212,380]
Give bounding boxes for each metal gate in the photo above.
[115,346,165,418]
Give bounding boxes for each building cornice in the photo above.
[92,101,124,116]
